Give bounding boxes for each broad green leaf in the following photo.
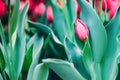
[64,37,90,79]
[83,39,96,80]
[0,21,8,63]
[50,1,69,42]
[78,0,107,62]
[0,47,5,70]
[67,0,76,25]
[43,59,86,80]
[0,73,3,80]
[9,0,19,38]
[13,3,29,80]
[32,63,49,80]
[27,35,44,80]
[101,7,120,80]
[28,21,61,45]
[22,45,33,71]
[28,21,67,58]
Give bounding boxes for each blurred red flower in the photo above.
[0,1,6,18]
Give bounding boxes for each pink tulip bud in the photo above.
[20,1,25,11]
[33,2,45,16]
[46,6,53,23]
[75,19,89,41]
[0,1,6,18]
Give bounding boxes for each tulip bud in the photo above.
[0,1,6,18]
[75,19,89,41]
[33,2,45,16]
[20,1,25,11]
[46,6,53,23]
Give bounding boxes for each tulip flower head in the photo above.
[0,1,6,18]
[75,19,89,41]
[33,2,46,16]
[46,6,53,23]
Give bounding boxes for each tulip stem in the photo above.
[99,0,103,22]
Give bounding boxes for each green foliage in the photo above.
[0,0,120,80]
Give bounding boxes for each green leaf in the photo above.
[0,21,8,64]
[28,21,61,45]
[77,0,107,62]
[28,21,67,58]
[22,45,33,71]
[27,35,44,80]
[67,0,76,25]
[83,39,96,80]
[0,47,5,70]
[43,58,86,80]
[32,63,49,80]
[50,1,69,42]
[9,0,20,37]
[13,3,29,80]
[101,7,120,80]
[64,37,90,79]
[0,73,3,80]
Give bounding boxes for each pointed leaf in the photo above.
[83,39,96,80]
[64,37,90,79]
[14,3,29,79]
[50,1,69,42]
[32,63,49,80]
[27,35,44,80]
[9,0,20,37]
[43,59,86,80]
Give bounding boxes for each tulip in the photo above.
[46,6,53,23]
[96,0,106,14]
[20,1,25,11]
[0,1,6,18]
[33,2,45,16]
[109,0,118,18]
[75,19,89,41]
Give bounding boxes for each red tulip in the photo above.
[0,1,6,18]
[109,1,118,18]
[75,19,89,41]
[96,0,106,13]
[106,0,119,18]
[46,6,53,23]
[33,2,45,16]
[28,0,35,12]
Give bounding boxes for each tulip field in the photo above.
[0,0,120,80]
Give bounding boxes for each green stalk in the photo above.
[94,0,96,10]
[99,0,103,22]
[94,63,101,80]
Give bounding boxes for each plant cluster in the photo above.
[0,0,120,80]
